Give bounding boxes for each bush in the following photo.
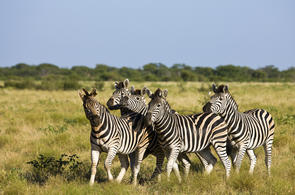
[25,154,89,185]
[63,80,81,90]
[93,81,105,91]
[38,80,64,90]
[4,79,36,89]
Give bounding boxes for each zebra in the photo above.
[203,84,275,175]
[144,88,231,181]
[121,86,219,178]
[79,88,155,185]
[106,79,193,181]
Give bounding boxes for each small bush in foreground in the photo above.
[25,154,89,185]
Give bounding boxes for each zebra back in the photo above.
[203,84,275,149]
[146,88,228,152]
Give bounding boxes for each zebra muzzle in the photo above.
[107,98,120,110]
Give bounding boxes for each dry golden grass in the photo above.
[0,82,294,194]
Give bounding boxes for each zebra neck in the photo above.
[91,107,109,132]
[120,105,148,118]
[139,105,148,116]
[120,107,131,116]
[154,109,172,130]
[222,106,242,132]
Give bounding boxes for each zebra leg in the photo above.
[128,152,136,180]
[264,138,273,176]
[150,149,164,182]
[227,139,238,166]
[132,149,145,185]
[166,148,181,182]
[213,143,231,178]
[196,147,217,174]
[89,149,100,185]
[178,153,191,178]
[116,154,129,183]
[246,149,256,174]
[234,143,248,173]
[104,147,118,181]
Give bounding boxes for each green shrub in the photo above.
[63,80,81,90]
[25,154,89,185]
[38,80,64,90]
[93,81,105,91]
[4,79,36,89]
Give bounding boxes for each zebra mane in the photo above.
[226,93,239,110]
[131,89,142,95]
[164,100,172,112]
[215,85,228,93]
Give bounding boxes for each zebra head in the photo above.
[107,78,130,110]
[145,88,169,126]
[79,88,104,126]
[203,84,231,114]
[121,86,147,113]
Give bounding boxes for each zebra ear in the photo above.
[82,88,90,96]
[223,85,229,93]
[157,89,162,97]
[141,87,147,96]
[78,90,84,101]
[90,88,97,97]
[145,88,153,98]
[130,85,135,94]
[114,81,119,89]
[123,78,129,88]
[212,84,217,93]
[163,89,168,98]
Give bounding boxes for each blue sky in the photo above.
[0,0,294,70]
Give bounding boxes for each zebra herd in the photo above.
[78,79,275,185]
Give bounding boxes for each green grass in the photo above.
[0,82,295,194]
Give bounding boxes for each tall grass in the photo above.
[0,82,294,194]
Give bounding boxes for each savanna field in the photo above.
[0,82,295,194]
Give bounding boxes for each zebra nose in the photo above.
[203,102,212,113]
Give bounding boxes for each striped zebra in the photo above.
[203,84,275,175]
[144,88,231,181]
[121,86,219,178]
[79,88,153,185]
[106,79,194,180]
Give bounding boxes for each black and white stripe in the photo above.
[145,88,231,181]
[203,84,275,175]
[106,80,166,182]
[107,80,195,181]
[80,88,154,185]
[122,86,219,178]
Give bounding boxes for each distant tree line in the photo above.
[0,63,294,90]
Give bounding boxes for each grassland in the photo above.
[0,82,294,194]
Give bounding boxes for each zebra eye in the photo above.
[157,104,161,108]
[136,97,140,100]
